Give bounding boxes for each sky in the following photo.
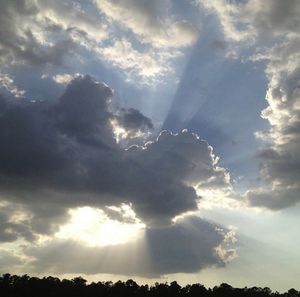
[0,0,300,293]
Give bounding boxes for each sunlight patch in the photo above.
[110,118,146,143]
[55,206,146,247]
[196,188,244,210]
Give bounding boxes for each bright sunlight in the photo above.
[55,205,146,247]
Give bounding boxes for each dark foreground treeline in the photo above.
[0,274,299,297]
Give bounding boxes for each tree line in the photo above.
[0,274,299,297]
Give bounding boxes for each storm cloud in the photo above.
[0,75,229,234]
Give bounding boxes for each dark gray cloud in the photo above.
[144,217,225,274]
[0,95,7,113]
[249,0,300,38]
[0,203,36,242]
[0,250,23,274]
[108,107,154,146]
[247,187,300,210]
[26,216,229,276]
[54,77,115,147]
[0,75,228,235]
[247,145,300,210]
[115,108,153,133]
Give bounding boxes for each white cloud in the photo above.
[194,0,300,209]
[52,73,82,85]
[97,39,176,85]
[36,0,108,43]
[0,0,198,85]
[0,73,25,97]
[0,0,77,68]
[94,0,198,48]
[245,9,300,209]
[247,37,300,209]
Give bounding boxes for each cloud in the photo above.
[0,0,197,84]
[247,37,300,209]
[26,216,235,276]
[124,130,230,225]
[52,73,82,85]
[37,0,108,43]
[247,187,300,210]
[115,108,153,132]
[195,0,253,42]
[0,202,36,243]
[0,74,25,98]
[92,0,198,84]
[0,75,230,234]
[245,0,300,38]
[0,249,24,273]
[97,39,172,84]
[0,0,78,68]
[94,0,198,48]
[196,0,300,42]
[195,0,300,210]
[111,108,153,144]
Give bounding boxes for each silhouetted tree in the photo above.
[0,273,299,297]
